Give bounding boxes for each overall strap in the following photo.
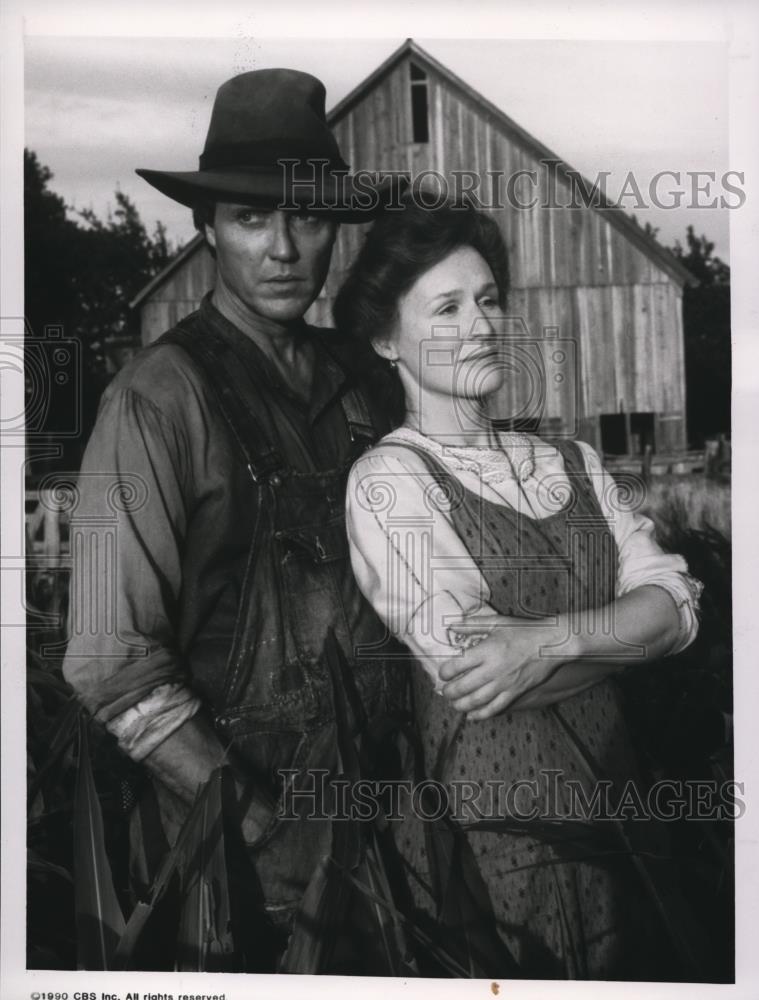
[157,320,286,483]
[551,438,585,477]
[550,439,602,511]
[340,387,377,448]
[311,328,380,450]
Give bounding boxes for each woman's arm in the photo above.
[575,439,703,655]
[438,441,703,720]
[509,660,627,710]
[346,446,497,680]
[439,582,683,719]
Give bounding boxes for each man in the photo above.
[62,69,406,963]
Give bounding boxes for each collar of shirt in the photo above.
[197,293,349,423]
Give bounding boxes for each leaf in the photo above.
[277,854,340,974]
[113,769,228,970]
[277,632,368,973]
[280,632,415,975]
[279,629,363,976]
[550,704,710,980]
[28,696,80,810]
[27,755,46,820]
[27,662,72,697]
[73,715,126,970]
[423,805,521,977]
[28,847,73,884]
[431,710,467,785]
[323,628,363,787]
[175,768,235,971]
[461,815,623,862]
[413,708,523,977]
[361,832,419,975]
[339,860,473,978]
[111,900,155,966]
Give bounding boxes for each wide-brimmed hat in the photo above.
[137,68,394,223]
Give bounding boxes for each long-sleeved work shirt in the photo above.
[62,294,389,760]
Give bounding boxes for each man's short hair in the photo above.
[192,200,215,235]
[192,200,216,257]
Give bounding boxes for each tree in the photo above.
[74,192,172,372]
[24,150,82,355]
[671,226,730,288]
[670,226,730,447]
[24,149,174,472]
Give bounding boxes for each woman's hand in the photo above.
[438,615,573,720]
[437,585,682,721]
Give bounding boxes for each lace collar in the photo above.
[387,426,537,484]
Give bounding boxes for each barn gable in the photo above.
[132,38,694,454]
[327,39,693,290]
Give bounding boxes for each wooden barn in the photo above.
[130,38,696,456]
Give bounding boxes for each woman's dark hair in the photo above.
[333,196,510,348]
[332,196,510,427]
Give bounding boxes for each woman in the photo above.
[335,199,703,979]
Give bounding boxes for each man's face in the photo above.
[206,204,337,326]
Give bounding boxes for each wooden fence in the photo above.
[26,487,72,639]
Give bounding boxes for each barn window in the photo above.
[410,62,429,143]
[600,412,655,455]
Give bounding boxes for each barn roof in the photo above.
[329,39,696,289]
[132,38,696,308]
[130,232,205,310]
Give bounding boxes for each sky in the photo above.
[23,34,732,259]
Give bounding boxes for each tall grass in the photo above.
[616,472,733,981]
[643,474,731,540]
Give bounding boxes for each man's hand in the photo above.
[235,774,277,846]
[142,714,275,847]
[438,615,572,720]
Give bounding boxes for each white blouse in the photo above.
[346,427,703,681]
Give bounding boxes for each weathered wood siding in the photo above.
[141,242,216,345]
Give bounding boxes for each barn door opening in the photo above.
[600,414,627,455]
[630,412,655,455]
[600,411,655,455]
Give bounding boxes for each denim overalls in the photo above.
[149,313,408,924]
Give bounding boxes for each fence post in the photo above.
[641,444,653,486]
[41,490,63,622]
[704,438,720,480]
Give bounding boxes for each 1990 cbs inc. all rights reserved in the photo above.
[30,991,228,1000]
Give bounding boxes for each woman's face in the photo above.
[379,245,504,407]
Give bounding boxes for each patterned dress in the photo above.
[390,439,662,980]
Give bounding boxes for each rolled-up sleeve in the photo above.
[575,440,703,655]
[62,385,201,755]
